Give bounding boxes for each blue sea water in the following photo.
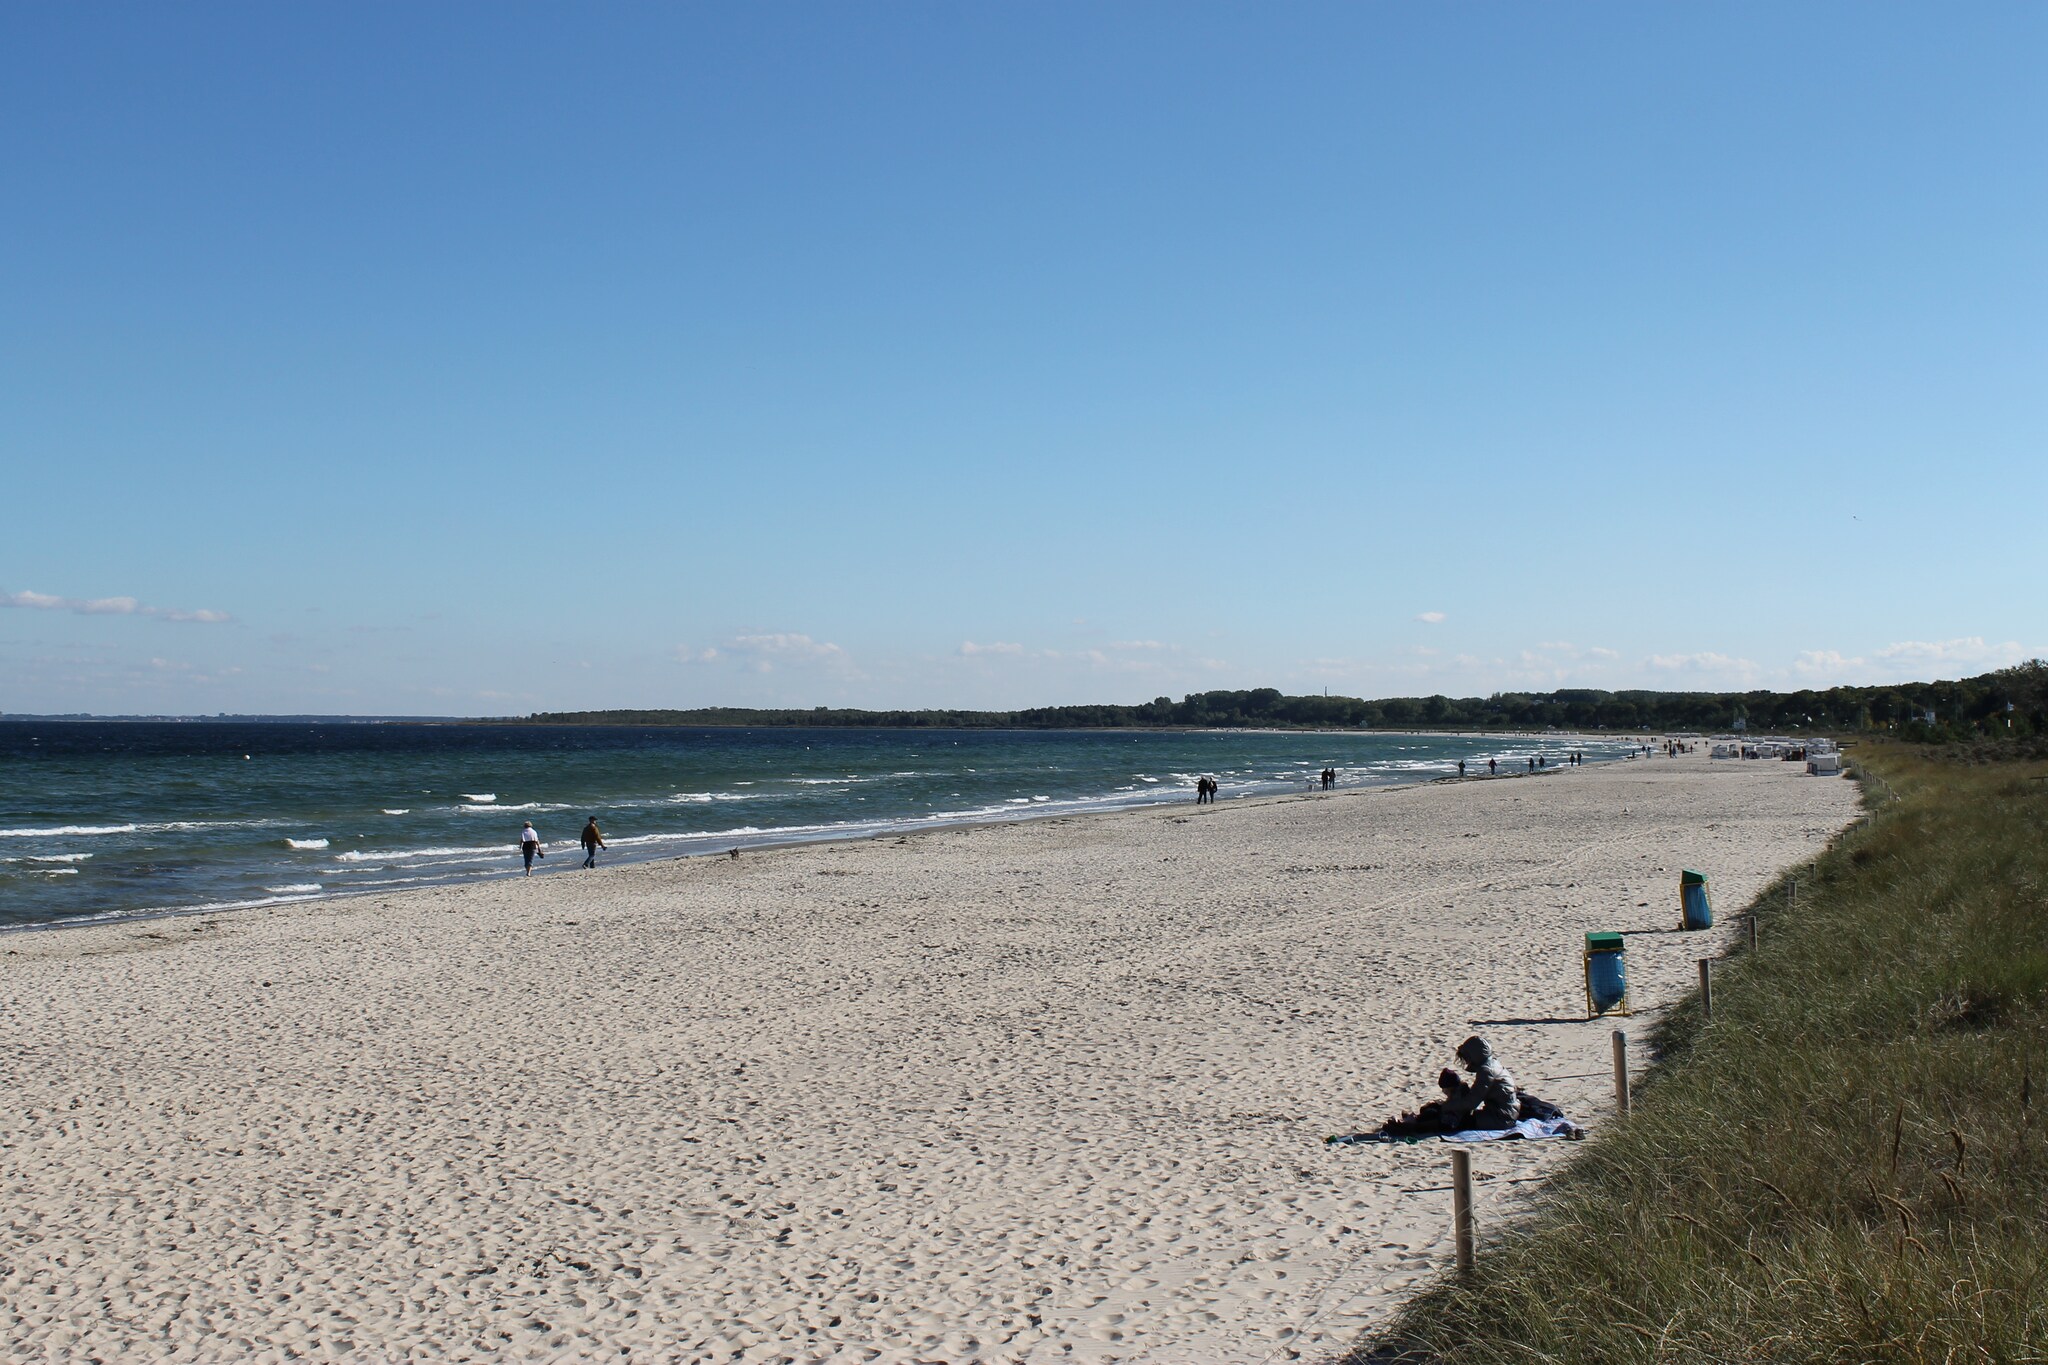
[0,722,1636,929]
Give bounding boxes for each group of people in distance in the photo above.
[517,817,608,875]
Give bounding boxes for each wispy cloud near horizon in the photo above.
[3,588,230,624]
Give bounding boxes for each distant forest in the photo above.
[514,662,2047,740]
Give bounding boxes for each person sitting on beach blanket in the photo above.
[1442,1035,1521,1130]
[1376,1068,1474,1138]
[1363,1036,1566,1139]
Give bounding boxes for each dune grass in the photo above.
[1350,744,2048,1364]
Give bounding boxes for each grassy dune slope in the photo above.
[1353,745,2048,1363]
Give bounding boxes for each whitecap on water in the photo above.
[285,838,330,850]
[265,883,322,894]
[0,823,138,837]
[334,844,501,863]
[461,793,497,803]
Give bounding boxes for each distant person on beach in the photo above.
[1527,757,1534,772]
[519,821,544,875]
[1488,758,1496,775]
[1195,776,1216,804]
[1458,759,1466,777]
[581,817,606,869]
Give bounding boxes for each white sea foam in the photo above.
[458,801,569,814]
[382,809,410,815]
[461,793,497,803]
[285,838,330,850]
[27,853,92,863]
[0,824,138,837]
[265,884,322,894]
[36,867,81,875]
[606,825,772,848]
[334,845,501,864]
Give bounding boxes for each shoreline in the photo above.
[0,745,1620,940]
[0,749,1857,1361]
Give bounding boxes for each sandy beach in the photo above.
[0,750,1860,1363]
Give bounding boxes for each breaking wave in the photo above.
[0,824,138,838]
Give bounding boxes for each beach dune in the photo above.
[0,750,1859,1362]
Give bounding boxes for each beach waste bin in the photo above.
[1585,931,1629,1017]
[1680,869,1713,930]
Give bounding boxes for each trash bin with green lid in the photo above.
[1680,869,1713,930]
[1585,931,1630,1017]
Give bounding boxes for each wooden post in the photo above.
[1698,958,1713,1022]
[1748,914,1758,953]
[1789,876,1796,913]
[1450,1149,1475,1274]
[1611,1029,1630,1116]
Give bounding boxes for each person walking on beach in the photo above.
[1488,757,1496,775]
[519,821,545,875]
[581,816,606,869]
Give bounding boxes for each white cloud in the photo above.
[730,632,845,661]
[675,632,851,675]
[1414,611,1446,624]
[1874,637,2031,669]
[1644,652,1765,686]
[3,588,231,624]
[1108,640,1169,651]
[959,640,1026,657]
[1792,649,1861,677]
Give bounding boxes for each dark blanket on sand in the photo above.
[1326,1091,1578,1146]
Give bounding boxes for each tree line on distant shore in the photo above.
[512,661,2048,740]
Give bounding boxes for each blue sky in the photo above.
[4,4,2044,715]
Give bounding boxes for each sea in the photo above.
[0,722,1637,930]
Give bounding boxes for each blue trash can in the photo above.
[1585,931,1629,1016]
[1681,869,1713,930]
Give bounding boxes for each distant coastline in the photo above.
[4,660,2039,741]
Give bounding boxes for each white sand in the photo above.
[0,750,1860,1363]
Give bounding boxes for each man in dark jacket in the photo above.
[581,817,606,869]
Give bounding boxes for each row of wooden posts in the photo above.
[1449,875,1795,1273]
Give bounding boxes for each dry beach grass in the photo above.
[0,750,1856,1362]
[1353,744,2048,1364]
